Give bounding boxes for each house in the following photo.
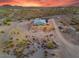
[32,18,47,26]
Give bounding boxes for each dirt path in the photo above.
[52,18,79,58]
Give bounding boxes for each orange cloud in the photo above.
[0,0,78,7]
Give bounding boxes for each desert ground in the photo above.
[0,7,79,58]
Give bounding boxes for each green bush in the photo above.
[0,30,5,33]
[46,41,55,49]
[3,17,12,25]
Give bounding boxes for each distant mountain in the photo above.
[0,4,79,9]
[0,4,25,9]
[0,5,56,9]
[71,3,79,7]
[69,1,79,7]
[2,4,12,7]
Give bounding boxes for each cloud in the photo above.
[0,0,12,2]
[0,0,78,7]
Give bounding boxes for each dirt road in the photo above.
[52,18,79,58]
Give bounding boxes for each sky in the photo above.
[0,0,79,7]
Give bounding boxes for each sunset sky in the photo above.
[0,0,79,7]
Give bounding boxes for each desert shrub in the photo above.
[3,17,12,25]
